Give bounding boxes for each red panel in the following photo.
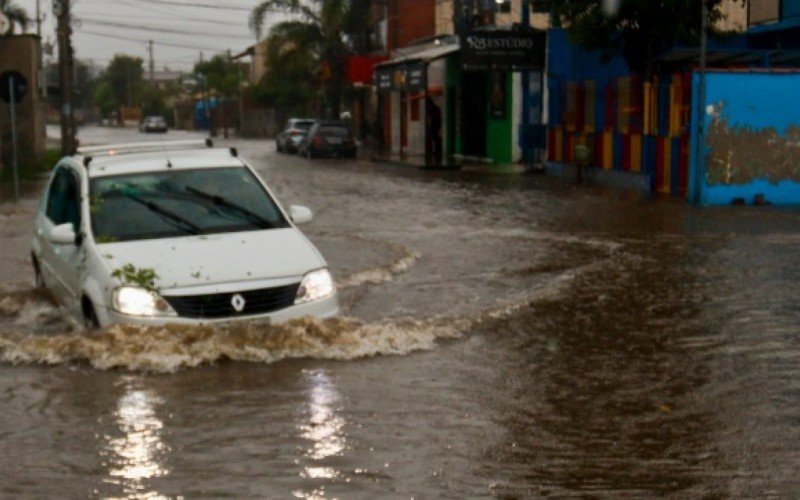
[621,134,631,171]
[348,55,389,85]
[678,134,689,197]
[604,82,616,131]
[655,137,665,191]
[565,135,574,163]
[575,83,585,133]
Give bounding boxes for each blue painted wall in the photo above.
[689,71,800,205]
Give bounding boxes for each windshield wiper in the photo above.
[124,192,201,235]
[184,185,277,229]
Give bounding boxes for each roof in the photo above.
[374,43,460,69]
[84,148,244,178]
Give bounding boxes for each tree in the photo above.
[250,0,371,118]
[90,55,144,121]
[545,0,728,75]
[0,0,28,34]
[254,21,321,118]
[103,55,144,107]
[194,54,242,99]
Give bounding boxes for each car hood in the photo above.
[99,228,325,291]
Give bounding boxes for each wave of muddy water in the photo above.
[0,235,599,372]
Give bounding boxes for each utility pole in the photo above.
[694,0,708,205]
[36,0,41,37]
[55,0,76,155]
[148,39,154,84]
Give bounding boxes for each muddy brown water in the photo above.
[1,128,799,497]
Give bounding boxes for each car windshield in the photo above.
[294,121,315,131]
[90,167,290,242]
[319,126,349,138]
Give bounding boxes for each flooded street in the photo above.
[1,127,800,497]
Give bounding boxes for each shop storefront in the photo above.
[373,28,545,169]
[374,42,458,166]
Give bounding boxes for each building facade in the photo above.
[0,35,46,171]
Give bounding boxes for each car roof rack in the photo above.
[77,138,214,157]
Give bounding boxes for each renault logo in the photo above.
[231,294,246,312]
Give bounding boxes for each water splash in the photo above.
[0,315,466,373]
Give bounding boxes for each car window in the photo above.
[295,121,315,130]
[90,167,290,242]
[46,167,81,231]
[319,126,349,138]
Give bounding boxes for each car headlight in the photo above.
[112,287,176,317]
[295,268,335,304]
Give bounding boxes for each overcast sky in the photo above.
[17,0,290,73]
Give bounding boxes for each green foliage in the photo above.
[547,0,729,75]
[102,55,145,107]
[0,148,61,183]
[112,264,159,290]
[250,0,374,118]
[194,55,243,98]
[92,80,117,117]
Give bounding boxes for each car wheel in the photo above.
[82,299,100,330]
[32,255,44,288]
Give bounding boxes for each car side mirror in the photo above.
[289,205,313,225]
[49,223,78,245]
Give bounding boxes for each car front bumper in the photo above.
[95,293,339,328]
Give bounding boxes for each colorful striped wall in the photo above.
[548,73,692,197]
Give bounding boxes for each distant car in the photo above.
[276,118,316,154]
[30,140,338,328]
[298,121,357,159]
[139,116,168,133]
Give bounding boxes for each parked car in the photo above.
[31,140,338,328]
[298,121,357,159]
[139,116,168,133]
[276,118,316,153]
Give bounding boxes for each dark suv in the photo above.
[298,121,357,159]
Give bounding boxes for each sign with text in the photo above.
[406,62,426,92]
[375,62,427,92]
[460,30,545,71]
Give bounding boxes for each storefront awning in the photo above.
[374,44,459,92]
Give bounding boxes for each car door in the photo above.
[36,166,85,313]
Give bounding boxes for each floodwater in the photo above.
[1,127,799,497]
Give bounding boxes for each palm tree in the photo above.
[251,0,365,119]
[0,0,29,34]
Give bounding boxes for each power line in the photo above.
[107,0,249,25]
[77,18,255,40]
[79,13,239,28]
[77,29,229,51]
[136,0,257,12]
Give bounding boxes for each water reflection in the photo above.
[103,378,169,499]
[293,369,347,498]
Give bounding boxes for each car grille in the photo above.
[164,283,300,319]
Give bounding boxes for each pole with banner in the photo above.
[10,76,18,202]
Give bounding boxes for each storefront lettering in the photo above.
[464,36,534,51]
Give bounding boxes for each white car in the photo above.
[31,140,338,328]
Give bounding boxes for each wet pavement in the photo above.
[1,126,800,497]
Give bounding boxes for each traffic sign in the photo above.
[0,72,28,104]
